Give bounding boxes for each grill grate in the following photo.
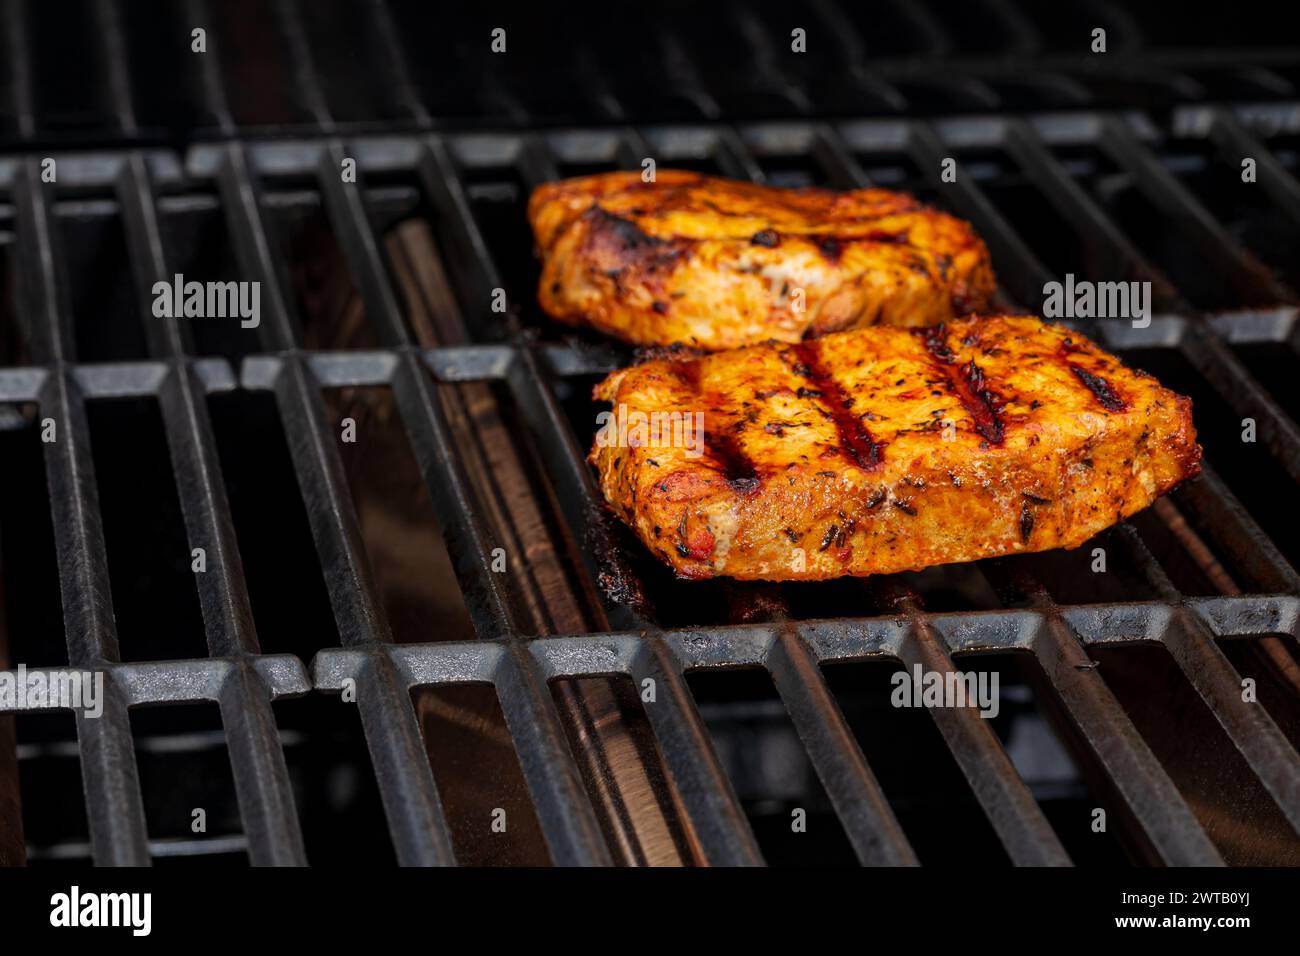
[1,0,1299,867]
[4,0,1300,144]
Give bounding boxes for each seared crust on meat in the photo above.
[530,170,995,350]
[589,315,1200,580]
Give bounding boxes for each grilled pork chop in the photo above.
[590,315,1200,580]
[530,170,995,350]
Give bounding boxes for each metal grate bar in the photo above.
[215,662,308,865]
[311,141,518,635]
[392,352,521,633]
[1161,617,1300,833]
[12,159,152,865]
[708,128,769,182]
[314,142,409,347]
[981,0,1043,55]
[1208,109,1300,226]
[93,0,137,136]
[504,136,653,627]
[1114,527,1300,832]
[805,0,908,110]
[416,138,508,317]
[287,17,532,633]
[116,154,258,656]
[216,143,388,644]
[185,0,237,135]
[905,121,1055,308]
[505,349,650,631]
[351,651,459,865]
[363,0,431,127]
[731,7,812,114]
[2,0,36,139]
[810,124,873,188]
[1178,323,1300,487]
[1098,114,1294,305]
[272,0,335,133]
[1000,117,1185,310]
[493,644,613,865]
[987,564,1225,865]
[765,628,920,865]
[310,128,644,860]
[114,153,309,864]
[1174,463,1300,594]
[215,142,465,862]
[883,587,1072,866]
[628,636,764,865]
[655,26,721,121]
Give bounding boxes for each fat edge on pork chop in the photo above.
[589,315,1201,581]
[529,169,996,350]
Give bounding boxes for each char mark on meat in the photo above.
[917,325,1006,445]
[791,341,886,471]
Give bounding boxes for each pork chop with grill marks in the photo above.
[589,315,1200,580]
[530,170,996,350]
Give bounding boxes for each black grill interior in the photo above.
[1,0,1299,867]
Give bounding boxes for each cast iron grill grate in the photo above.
[3,0,1300,145]
[0,0,1298,866]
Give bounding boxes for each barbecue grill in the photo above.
[1,0,1299,868]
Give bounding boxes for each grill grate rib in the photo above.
[1,0,1300,867]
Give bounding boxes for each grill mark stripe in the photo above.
[791,341,886,471]
[1063,359,1128,412]
[1058,340,1129,412]
[917,325,1006,446]
[671,359,760,491]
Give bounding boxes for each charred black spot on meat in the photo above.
[651,300,669,314]
[796,387,822,399]
[819,524,839,551]
[1067,360,1128,412]
[916,325,1006,445]
[750,229,780,247]
[783,527,799,543]
[791,342,887,471]
[1022,492,1051,505]
[1019,502,1035,543]
[904,255,931,278]
[866,488,886,509]
[815,236,843,261]
[590,207,668,251]
[892,498,917,516]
